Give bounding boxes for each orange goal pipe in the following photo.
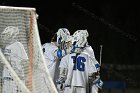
[28,12,33,92]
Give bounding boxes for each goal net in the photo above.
[0,6,58,93]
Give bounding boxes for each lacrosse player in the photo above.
[75,30,103,93]
[82,43,103,93]
[56,30,99,93]
[1,26,28,93]
[42,28,71,85]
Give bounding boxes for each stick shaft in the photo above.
[99,45,103,65]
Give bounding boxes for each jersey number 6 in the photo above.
[71,56,86,71]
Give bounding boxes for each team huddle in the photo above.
[0,26,103,93]
[42,28,103,93]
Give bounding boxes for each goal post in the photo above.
[0,6,58,93]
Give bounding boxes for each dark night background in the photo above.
[0,0,140,92]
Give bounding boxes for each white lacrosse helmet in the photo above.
[1,26,19,41]
[72,30,89,48]
[57,28,70,45]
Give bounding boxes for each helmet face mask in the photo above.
[1,32,11,42]
[65,40,72,49]
[57,28,71,49]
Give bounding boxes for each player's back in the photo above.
[71,52,89,87]
[60,51,97,87]
[3,41,28,79]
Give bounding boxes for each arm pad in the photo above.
[56,68,68,91]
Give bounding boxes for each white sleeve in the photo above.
[42,43,58,61]
[18,42,28,60]
[88,56,98,74]
[59,55,69,69]
[84,46,95,58]
[84,46,100,69]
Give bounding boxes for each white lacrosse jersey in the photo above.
[83,45,95,58]
[59,52,97,87]
[42,42,59,80]
[83,45,99,68]
[2,41,28,78]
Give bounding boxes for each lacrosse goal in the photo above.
[0,6,58,93]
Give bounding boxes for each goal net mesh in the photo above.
[0,6,58,93]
